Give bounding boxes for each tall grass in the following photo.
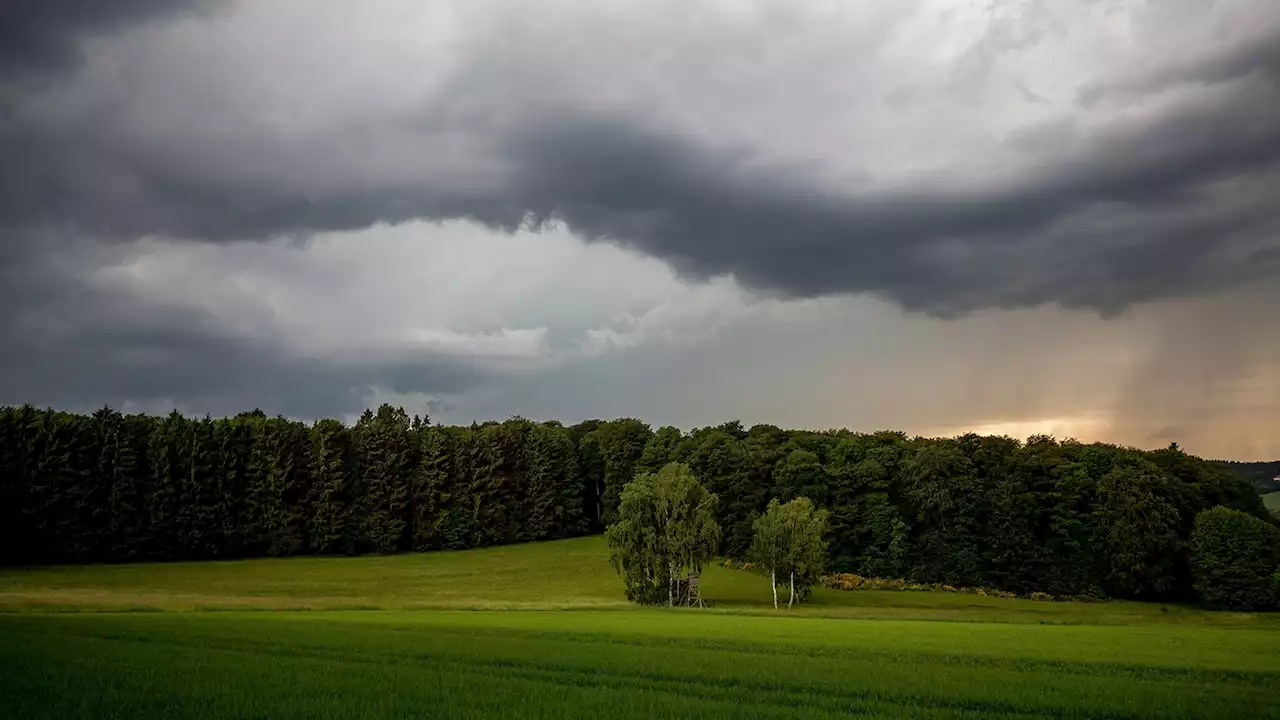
[2,611,1277,719]
[3,538,1280,717]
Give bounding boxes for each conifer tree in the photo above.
[410,423,453,551]
[354,405,412,553]
[307,418,354,554]
[247,416,308,556]
[145,411,186,560]
[214,415,254,557]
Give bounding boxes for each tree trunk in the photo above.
[669,563,676,607]
[788,571,795,608]
[771,569,778,609]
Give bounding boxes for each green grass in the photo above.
[2,537,1279,718]
[2,611,1278,719]
[1264,492,1280,512]
[1,536,1271,625]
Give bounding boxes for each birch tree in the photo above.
[750,499,786,608]
[606,462,719,605]
[750,497,829,609]
[781,497,829,607]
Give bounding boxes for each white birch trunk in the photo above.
[788,571,795,608]
[771,569,778,609]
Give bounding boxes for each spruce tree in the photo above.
[145,411,187,560]
[307,418,354,554]
[410,424,452,551]
[354,405,412,554]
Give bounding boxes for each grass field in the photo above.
[2,537,1279,718]
[1264,491,1280,512]
[1,536,1271,626]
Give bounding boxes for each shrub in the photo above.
[816,574,1073,602]
[1191,506,1280,610]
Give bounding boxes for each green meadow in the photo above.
[1263,491,1280,512]
[2,536,1279,719]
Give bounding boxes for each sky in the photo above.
[1,0,1278,460]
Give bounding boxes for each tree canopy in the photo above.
[1,404,1273,609]
[605,462,719,605]
[1191,507,1280,610]
[750,497,829,608]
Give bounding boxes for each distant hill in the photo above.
[1214,460,1280,493]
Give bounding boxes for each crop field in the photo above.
[2,537,1279,719]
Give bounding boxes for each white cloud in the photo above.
[401,327,548,359]
[85,219,823,373]
[70,214,1280,459]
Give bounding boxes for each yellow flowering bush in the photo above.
[724,560,1086,602]
[815,572,1060,601]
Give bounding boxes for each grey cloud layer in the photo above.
[3,2,1279,316]
[504,102,1280,315]
[0,0,215,80]
[1,0,1278,456]
[0,236,491,418]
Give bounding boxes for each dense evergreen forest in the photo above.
[0,404,1269,601]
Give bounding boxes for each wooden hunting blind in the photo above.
[686,571,705,607]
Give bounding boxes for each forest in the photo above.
[0,404,1270,602]
[1213,460,1280,493]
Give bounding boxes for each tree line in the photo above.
[0,405,590,565]
[0,405,1270,604]
[1213,460,1280,493]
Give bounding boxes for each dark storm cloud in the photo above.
[503,95,1280,316]
[7,97,1278,318]
[3,8,1278,318]
[0,0,216,80]
[1,0,1279,440]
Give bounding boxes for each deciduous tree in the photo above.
[606,462,719,605]
[750,497,829,608]
[1191,506,1280,610]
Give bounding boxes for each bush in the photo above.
[1191,507,1280,610]
[814,573,1074,602]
